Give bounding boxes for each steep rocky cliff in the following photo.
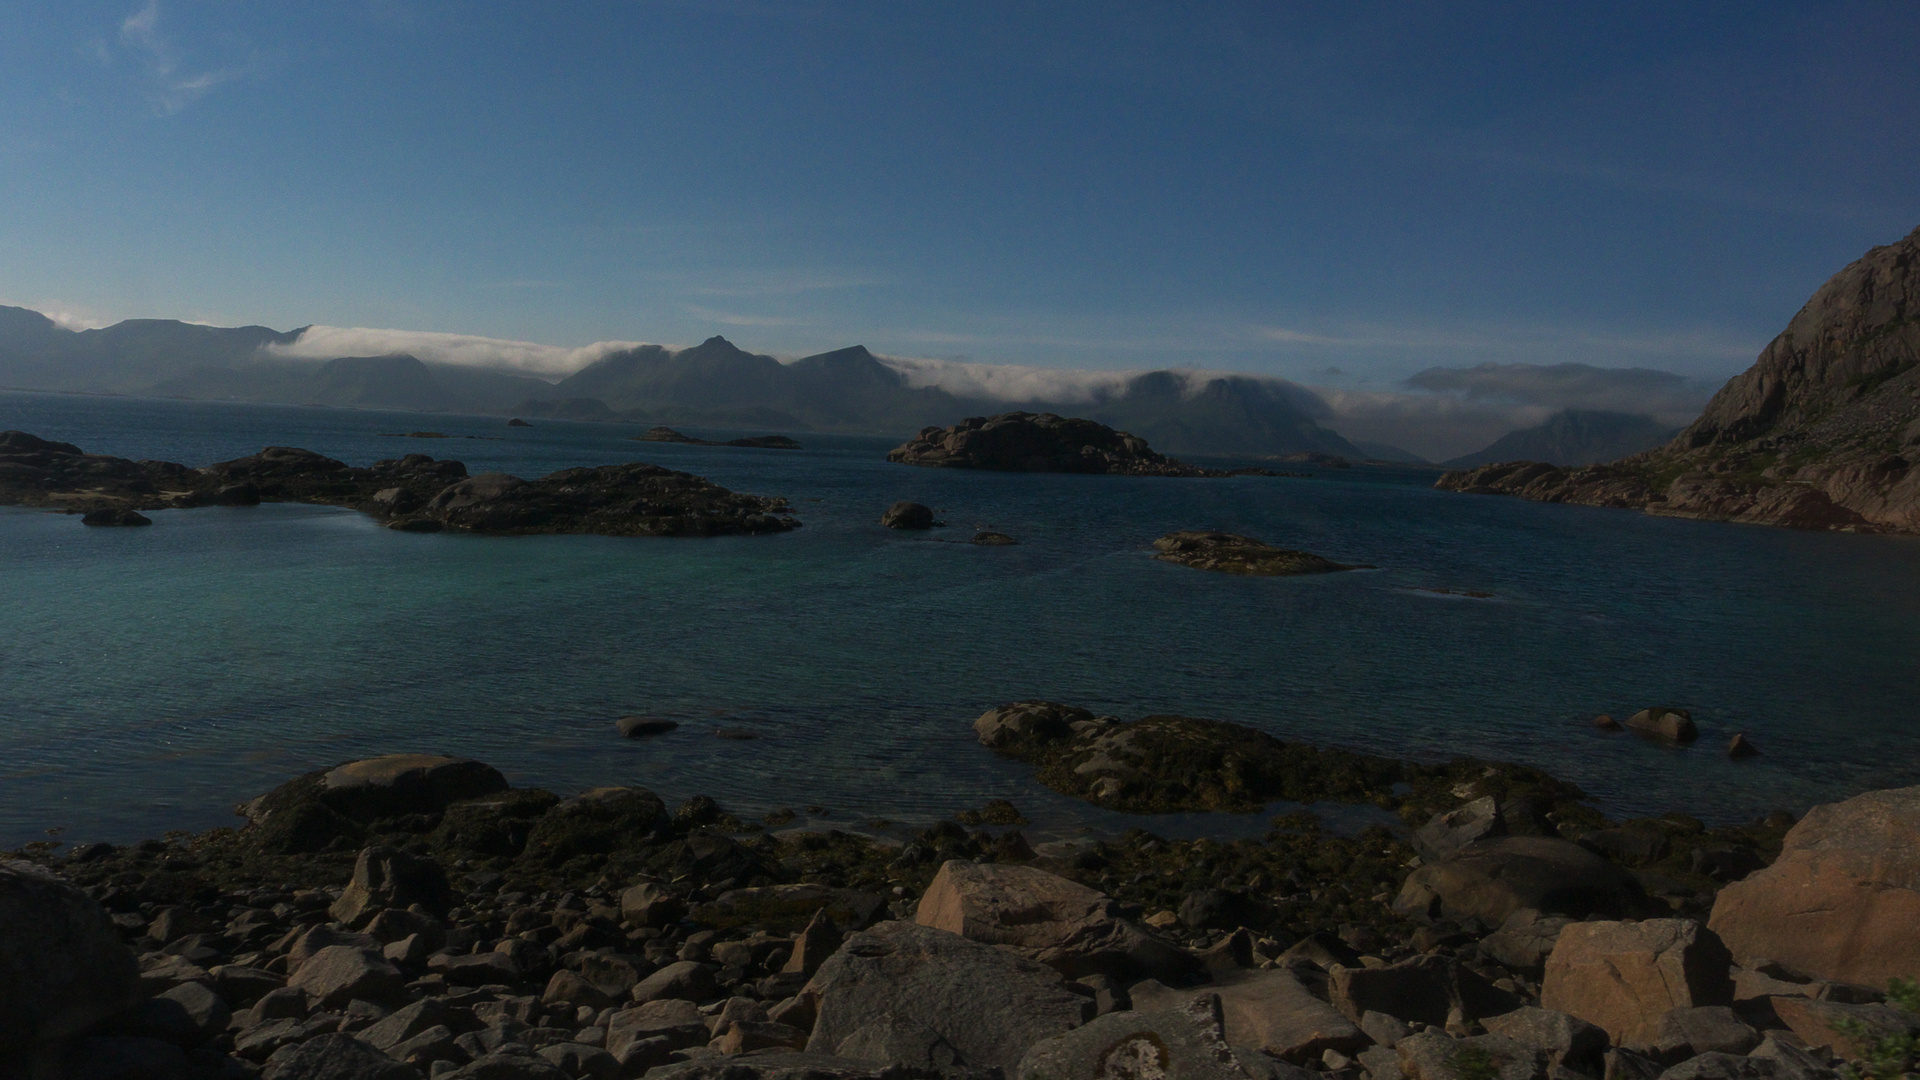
[1438,226,1920,532]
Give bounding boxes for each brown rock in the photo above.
[713,1020,810,1054]
[780,909,842,978]
[1708,784,1920,989]
[1328,953,1519,1030]
[286,945,407,1009]
[316,754,509,821]
[619,882,685,928]
[1767,996,1920,1061]
[915,859,1196,982]
[1541,919,1734,1047]
[1727,734,1759,759]
[1396,1030,1544,1080]
[1626,708,1698,743]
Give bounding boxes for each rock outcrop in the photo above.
[887,412,1220,476]
[1436,225,1920,533]
[1152,530,1371,576]
[1708,784,1920,988]
[1394,836,1647,924]
[0,861,142,1058]
[1541,919,1735,1047]
[0,433,800,535]
[970,701,1403,813]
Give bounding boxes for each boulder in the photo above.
[781,910,843,978]
[1541,919,1735,1047]
[619,881,685,928]
[1653,1053,1782,1080]
[608,998,710,1055]
[1766,997,1920,1061]
[1413,797,1508,863]
[81,508,153,526]
[1747,1032,1842,1080]
[261,1031,423,1079]
[1179,888,1274,932]
[538,1043,621,1080]
[111,980,231,1044]
[1014,994,1270,1080]
[1708,784,1920,988]
[915,860,1198,982]
[360,998,473,1052]
[1131,968,1367,1063]
[0,860,142,1055]
[693,882,887,933]
[972,701,1095,752]
[640,1053,967,1079]
[1479,909,1573,973]
[286,945,408,1009]
[629,960,717,1005]
[1328,953,1519,1029]
[1651,1006,1759,1059]
[542,969,617,1012]
[801,920,1091,1073]
[521,786,668,863]
[1151,531,1369,576]
[317,755,509,821]
[329,846,454,927]
[616,716,679,737]
[880,501,936,529]
[1482,1006,1610,1076]
[1394,837,1646,924]
[971,531,1017,545]
[714,1020,810,1054]
[1626,709,1698,743]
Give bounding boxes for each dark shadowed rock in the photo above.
[642,1053,973,1079]
[262,1031,423,1080]
[0,860,142,1056]
[1413,797,1508,863]
[1396,1030,1545,1080]
[1132,968,1366,1063]
[1482,1007,1610,1076]
[889,411,1219,476]
[1152,531,1371,576]
[629,960,718,1005]
[694,882,887,934]
[81,507,153,526]
[520,786,668,864]
[318,754,509,822]
[970,531,1017,545]
[1626,709,1699,743]
[875,500,935,530]
[1394,837,1646,924]
[1329,953,1519,1029]
[616,716,679,737]
[287,945,407,1009]
[802,921,1091,1073]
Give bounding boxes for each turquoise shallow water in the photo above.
[3,389,1919,848]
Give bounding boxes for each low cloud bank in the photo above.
[1316,362,1723,461]
[266,325,651,377]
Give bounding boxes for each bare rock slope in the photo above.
[1438,225,1920,532]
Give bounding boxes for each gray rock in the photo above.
[211,964,287,1008]
[1480,910,1574,973]
[361,998,465,1052]
[263,1031,423,1079]
[288,945,408,1008]
[242,987,311,1029]
[1745,1034,1839,1080]
[1626,709,1698,744]
[1015,994,1268,1079]
[1482,1007,1610,1075]
[617,882,684,929]
[607,999,709,1055]
[0,859,142,1054]
[112,980,231,1044]
[389,1025,462,1068]
[1360,1010,1415,1049]
[429,952,522,987]
[712,1020,811,1054]
[781,909,844,978]
[1396,1031,1546,1080]
[1132,968,1368,1063]
[541,970,616,1012]
[628,960,717,1005]
[537,1042,620,1080]
[1654,1053,1780,1080]
[802,920,1091,1074]
[331,846,454,927]
[640,1052,976,1079]
[1361,1045,1408,1080]
[1414,798,1508,863]
[1606,1049,1667,1080]
[314,755,509,823]
[615,716,679,737]
[235,1018,312,1062]
[441,1046,571,1080]
[1651,1007,1759,1059]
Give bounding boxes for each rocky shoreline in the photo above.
[0,431,799,537]
[9,704,1912,1080]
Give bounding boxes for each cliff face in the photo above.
[1439,226,1920,532]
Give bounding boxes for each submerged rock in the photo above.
[880,501,936,529]
[1152,530,1370,576]
[888,412,1220,476]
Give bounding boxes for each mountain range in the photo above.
[0,310,1365,458]
[1442,409,1679,468]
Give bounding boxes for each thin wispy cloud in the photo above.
[116,0,253,115]
[1256,319,1761,364]
[682,272,878,298]
[683,305,798,327]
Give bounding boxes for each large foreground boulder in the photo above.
[1015,994,1273,1080]
[1541,919,1734,1047]
[0,861,142,1056]
[800,920,1091,1073]
[237,754,509,855]
[1395,836,1646,924]
[915,860,1198,982]
[1708,784,1920,989]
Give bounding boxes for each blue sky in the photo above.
[3,1,1918,391]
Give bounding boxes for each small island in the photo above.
[887,412,1221,476]
[0,431,799,537]
[1151,530,1371,575]
[632,427,802,450]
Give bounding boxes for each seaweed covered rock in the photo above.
[519,786,669,865]
[971,702,1403,813]
[0,430,213,514]
[411,461,798,536]
[1151,531,1372,576]
[887,412,1219,476]
[1394,837,1646,924]
[693,883,888,935]
[235,755,508,857]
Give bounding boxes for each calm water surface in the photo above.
[3,390,1918,847]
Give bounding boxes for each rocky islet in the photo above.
[0,431,800,537]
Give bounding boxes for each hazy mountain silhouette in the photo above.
[1443,409,1680,468]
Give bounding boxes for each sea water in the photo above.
[2,389,1917,848]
